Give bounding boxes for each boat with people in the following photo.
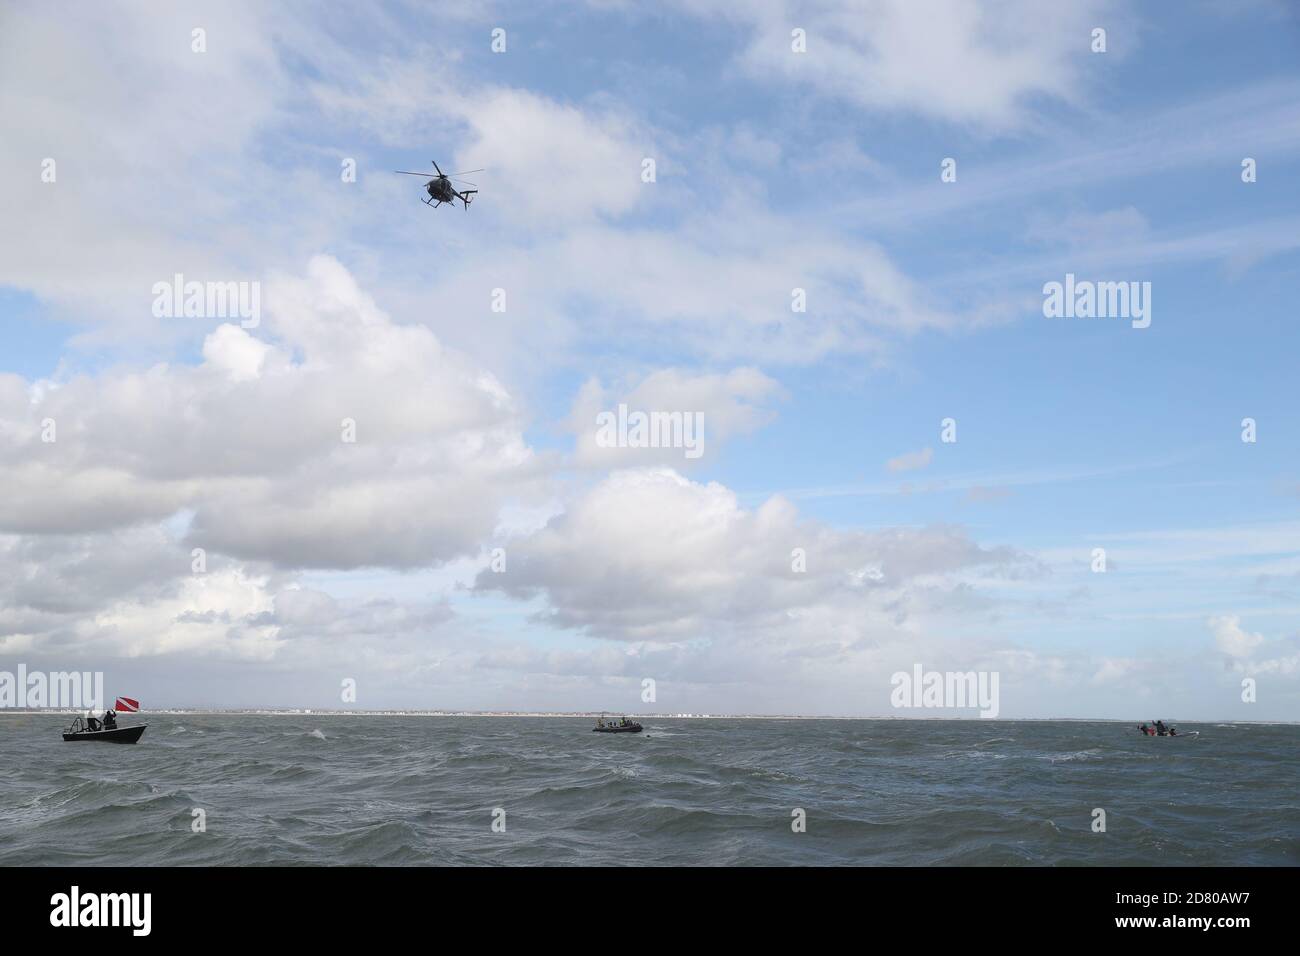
[593,715,642,733]
[62,696,146,743]
[62,719,147,743]
[1137,720,1196,738]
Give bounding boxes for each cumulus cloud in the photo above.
[1209,614,1265,658]
[0,525,273,660]
[0,256,547,569]
[0,524,458,663]
[474,467,1030,642]
[1208,614,1298,675]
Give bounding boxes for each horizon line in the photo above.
[2,709,1292,725]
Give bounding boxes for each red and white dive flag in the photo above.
[115,697,140,713]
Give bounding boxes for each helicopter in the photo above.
[395,160,482,209]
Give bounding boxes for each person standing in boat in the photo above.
[102,709,117,730]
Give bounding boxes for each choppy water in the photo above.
[1,715,1296,865]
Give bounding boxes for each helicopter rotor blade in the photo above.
[395,171,435,178]
[450,178,478,187]
[445,168,484,177]
[432,160,443,176]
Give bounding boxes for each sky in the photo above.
[0,0,1298,719]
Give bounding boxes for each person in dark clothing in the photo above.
[102,709,117,730]
[86,715,101,732]
[1155,719,1168,735]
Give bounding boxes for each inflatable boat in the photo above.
[593,721,642,733]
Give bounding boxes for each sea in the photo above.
[1,715,1296,866]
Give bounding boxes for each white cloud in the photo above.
[1209,614,1265,658]
[1207,614,1298,675]
[0,257,547,569]
[203,325,271,383]
[310,56,653,229]
[1090,657,1143,684]
[886,447,933,473]
[0,524,459,663]
[475,467,1029,642]
[0,2,286,332]
[671,0,1122,130]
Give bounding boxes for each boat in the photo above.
[1136,724,1197,739]
[62,717,147,743]
[593,716,642,733]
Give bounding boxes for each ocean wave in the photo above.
[1046,748,1106,763]
[2,715,1295,866]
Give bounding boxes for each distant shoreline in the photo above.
[1,710,1293,724]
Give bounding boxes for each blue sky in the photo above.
[0,1,1297,719]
